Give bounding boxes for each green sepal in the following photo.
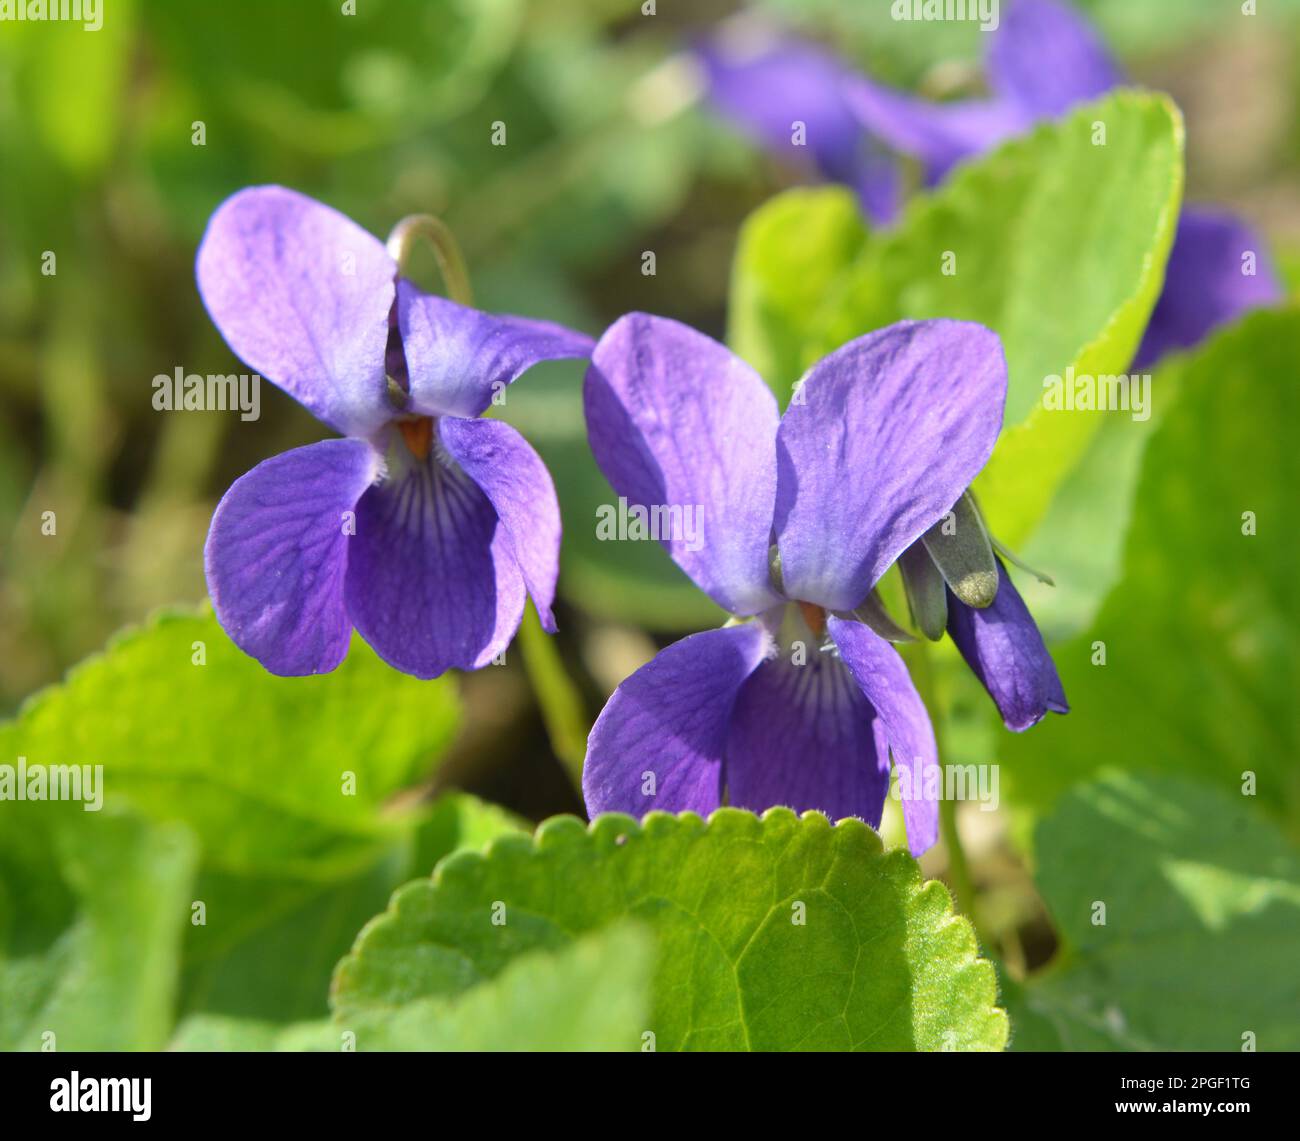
[921,491,998,609]
[898,543,948,640]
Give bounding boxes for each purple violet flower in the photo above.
[695,28,901,226]
[581,313,1032,855]
[840,0,1282,366]
[196,186,593,678]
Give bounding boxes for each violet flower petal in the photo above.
[724,648,892,829]
[1133,207,1284,369]
[986,0,1124,118]
[204,438,381,676]
[945,559,1069,733]
[842,77,1028,183]
[440,416,561,633]
[584,313,782,616]
[195,186,396,437]
[827,616,940,856]
[343,445,525,678]
[397,282,594,419]
[582,622,770,817]
[697,35,900,224]
[774,319,1007,611]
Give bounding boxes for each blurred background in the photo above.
[1,0,1297,1039]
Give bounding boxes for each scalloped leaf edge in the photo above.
[330,806,1009,1051]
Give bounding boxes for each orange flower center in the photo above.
[798,601,826,637]
[397,417,434,460]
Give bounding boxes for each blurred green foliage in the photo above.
[1011,771,1300,1050]
[0,607,467,1045]
[1000,309,1300,832]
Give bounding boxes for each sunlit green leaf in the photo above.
[729,187,871,395]
[344,923,653,1051]
[333,808,1008,1051]
[0,606,460,877]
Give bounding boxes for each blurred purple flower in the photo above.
[581,313,1052,854]
[841,0,1282,365]
[696,31,901,225]
[699,3,1280,365]
[1130,210,1281,367]
[196,186,592,678]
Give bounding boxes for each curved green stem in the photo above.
[385,214,474,306]
[909,642,979,927]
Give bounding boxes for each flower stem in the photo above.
[385,214,474,307]
[516,606,589,796]
[940,782,977,925]
[909,641,979,926]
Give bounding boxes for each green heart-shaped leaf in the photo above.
[333,808,1008,1051]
